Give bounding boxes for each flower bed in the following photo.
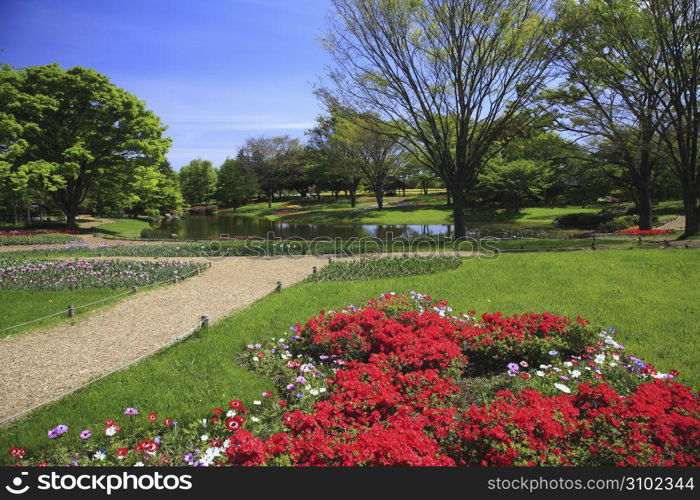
[616,227,676,236]
[8,293,699,466]
[304,256,462,282]
[0,230,81,246]
[0,259,203,290]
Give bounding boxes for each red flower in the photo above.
[279,400,288,408]
[116,448,129,457]
[8,447,25,459]
[226,416,245,431]
[164,417,173,427]
[210,439,223,447]
[229,399,243,409]
[262,392,273,398]
[147,413,158,422]
[213,407,223,416]
[136,440,158,453]
[37,462,49,467]
[105,419,115,427]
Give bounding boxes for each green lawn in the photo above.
[94,218,152,239]
[1,249,697,463]
[225,195,597,233]
[0,289,128,338]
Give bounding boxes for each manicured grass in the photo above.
[1,249,696,462]
[95,218,152,239]
[0,289,127,338]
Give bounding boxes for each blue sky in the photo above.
[0,0,331,168]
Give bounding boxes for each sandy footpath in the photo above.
[0,255,325,424]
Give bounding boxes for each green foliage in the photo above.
[0,64,171,227]
[476,158,554,208]
[179,159,218,206]
[216,158,258,209]
[305,256,462,282]
[0,232,80,246]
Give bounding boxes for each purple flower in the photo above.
[124,407,139,415]
[48,424,69,439]
[80,430,92,439]
[507,362,519,373]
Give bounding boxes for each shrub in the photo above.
[555,212,612,229]
[304,256,462,282]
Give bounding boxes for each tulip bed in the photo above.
[0,259,203,290]
[9,292,698,467]
[0,230,81,246]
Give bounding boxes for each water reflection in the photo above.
[157,215,462,240]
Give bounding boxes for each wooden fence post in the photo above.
[275,281,282,292]
[312,266,317,274]
[68,305,75,318]
[201,315,210,328]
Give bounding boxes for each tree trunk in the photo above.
[349,188,357,208]
[452,190,466,238]
[375,189,384,210]
[446,189,452,206]
[65,209,78,230]
[680,186,699,238]
[267,192,273,208]
[636,182,653,230]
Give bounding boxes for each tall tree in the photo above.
[342,116,404,209]
[320,0,560,237]
[216,156,258,210]
[238,136,302,207]
[307,113,364,207]
[545,0,667,229]
[596,0,699,237]
[179,159,218,206]
[0,64,171,229]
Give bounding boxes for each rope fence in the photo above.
[0,261,211,335]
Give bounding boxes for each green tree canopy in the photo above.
[179,159,218,206]
[0,64,171,228]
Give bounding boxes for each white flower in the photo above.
[570,370,581,378]
[134,462,144,467]
[594,354,606,364]
[226,410,237,417]
[201,419,208,427]
[536,370,545,377]
[253,400,262,405]
[200,434,209,441]
[93,450,106,461]
[554,383,571,394]
[310,389,319,396]
[104,426,118,437]
[319,388,326,393]
[252,356,259,362]
[251,417,260,423]
[563,361,573,368]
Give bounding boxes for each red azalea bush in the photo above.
[9,293,700,467]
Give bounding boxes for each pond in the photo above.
[156,215,464,240]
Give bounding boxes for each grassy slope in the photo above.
[0,289,127,338]
[1,249,696,461]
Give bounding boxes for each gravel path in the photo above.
[658,216,686,231]
[0,256,324,424]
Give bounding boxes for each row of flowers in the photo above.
[0,259,203,290]
[616,227,676,236]
[7,293,699,466]
[0,230,80,237]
